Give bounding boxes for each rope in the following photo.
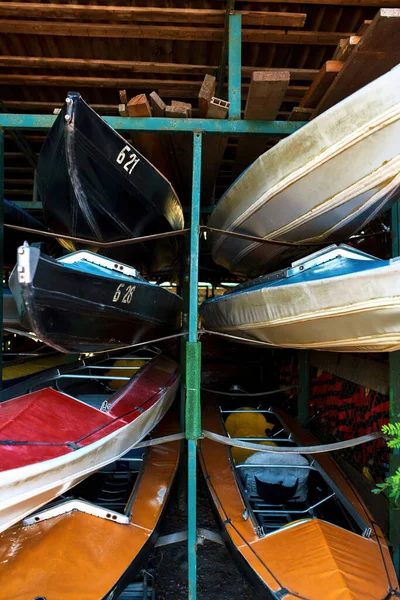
[201,385,298,397]
[90,332,187,355]
[202,430,385,454]
[5,222,387,251]
[199,329,275,346]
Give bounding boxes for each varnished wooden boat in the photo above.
[9,243,182,353]
[208,66,400,277]
[2,352,64,389]
[0,412,180,600]
[37,92,184,275]
[200,244,400,352]
[199,403,399,599]
[0,350,179,534]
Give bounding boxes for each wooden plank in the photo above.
[356,19,372,35]
[149,92,166,117]
[198,74,216,118]
[118,104,128,117]
[0,21,354,45]
[0,56,318,80]
[310,351,389,395]
[288,107,313,121]
[223,0,399,5]
[0,4,307,28]
[126,93,152,117]
[299,61,343,109]
[315,8,400,116]
[234,70,290,178]
[0,100,120,114]
[119,90,128,105]
[171,101,192,118]
[332,35,360,61]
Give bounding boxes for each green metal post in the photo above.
[298,350,310,427]
[0,129,3,388]
[228,13,242,120]
[390,203,400,576]
[186,132,202,600]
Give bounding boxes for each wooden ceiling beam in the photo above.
[223,0,399,5]
[0,21,353,45]
[0,56,319,81]
[0,4,306,28]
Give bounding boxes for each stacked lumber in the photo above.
[294,9,400,119]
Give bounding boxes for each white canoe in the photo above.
[0,352,179,533]
[200,244,400,352]
[208,65,400,277]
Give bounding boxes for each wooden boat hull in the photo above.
[0,353,180,533]
[0,414,181,600]
[199,404,398,599]
[200,244,400,352]
[37,92,184,275]
[208,66,400,276]
[9,244,182,353]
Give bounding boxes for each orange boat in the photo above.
[199,404,399,600]
[0,411,181,600]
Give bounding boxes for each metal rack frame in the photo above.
[0,12,398,598]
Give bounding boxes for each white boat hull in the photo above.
[209,66,400,276]
[0,379,178,533]
[201,247,400,352]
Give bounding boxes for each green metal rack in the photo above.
[0,11,398,598]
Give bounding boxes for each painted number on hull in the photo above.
[113,283,136,304]
[116,145,140,174]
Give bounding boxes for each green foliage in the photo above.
[373,418,400,503]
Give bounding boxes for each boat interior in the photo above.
[1,348,159,408]
[220,406,369,539]
[32,449,146,520]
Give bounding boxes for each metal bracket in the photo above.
[155,528,224,547]
[23,499,129,525]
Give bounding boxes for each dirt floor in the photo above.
[151,468,255,600]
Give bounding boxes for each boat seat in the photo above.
[240,451,310,503]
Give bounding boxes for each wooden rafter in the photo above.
[0,21,354,45]
[0,57,319,81]
[0,4,307,28]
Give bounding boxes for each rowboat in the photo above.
[37,92,184,275]
[0,350,179,533]
[208,66,400,276]
[199,403,399,599]
[3,199,46,269]
[0,412,180,600]
[9,243,182,353]
[200,244,400,352]
[3,286,22,331]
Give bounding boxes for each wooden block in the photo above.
[288,107,313,121]
[149,91,166,117]
[314,8,400,117]
[234,70,290,177]
[118,103,128,117]
[206,97,230,119]
[299,61,343,109]
[171,100,192,117]
[126,93,151,117]
[198,74,216,117]
[119,89,128,104]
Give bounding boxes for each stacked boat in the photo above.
[0,95,183,597]
[201,66,400,352]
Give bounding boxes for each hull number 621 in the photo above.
[116,145,140,174]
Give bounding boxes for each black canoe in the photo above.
[37,92,184,275]
[9,243,182,353]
